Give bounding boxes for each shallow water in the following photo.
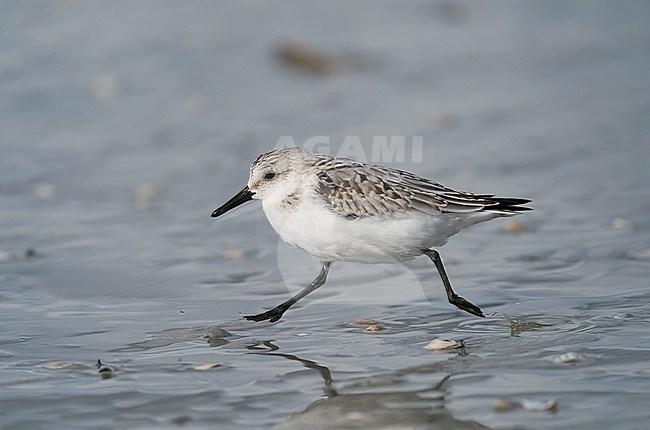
[2,1,650,429]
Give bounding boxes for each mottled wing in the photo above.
[316,160,528,218]
[316,163,436,217]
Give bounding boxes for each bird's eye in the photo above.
[264,172,276,180]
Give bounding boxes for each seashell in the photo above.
[612,218,631,230]
[193,363,222,371]
[553,352,583,364]
[504,220,525,235]
[93,75,120,101]
[424,338,464,350]
[98,367,116,379]
[521,398,558,412]
[43,361,72,370]
[134,183,158,211]
[274,42,335,74]
[222,248,245,260]
[34,183,56,200]
[494,397,514,412]
[96,359,116,379]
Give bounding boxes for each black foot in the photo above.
[449,294,485,318]
[244,307,286,323]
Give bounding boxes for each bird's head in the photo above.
[211,147,316,218]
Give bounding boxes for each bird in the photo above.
[211,147,531,322]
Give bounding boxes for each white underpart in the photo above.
[261,178,500,264]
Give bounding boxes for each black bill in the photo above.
[211,186,254,218]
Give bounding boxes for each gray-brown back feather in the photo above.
[315,157,530,218]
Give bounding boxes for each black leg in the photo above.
[422,249,484,318]
[244,262,332,323]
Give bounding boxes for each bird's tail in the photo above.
[487,197,532,215]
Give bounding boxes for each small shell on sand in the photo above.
[134,183,158,211]
[351,319,384,332]
[193,363,222,371]
[93,75,120,101]
[96,360,116,379]
[275,42,335,74]
[504,220,525,235]
[612,218,632,230]
[98,367,116,379]
[521,398,558,412]
[494,397,515,412]
[34,183,56,200]
[424,338,464,350]
[553,352,583,364]
[222,248,245,260]
[43,361,72,370]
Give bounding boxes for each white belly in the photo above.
[262,196,493,264]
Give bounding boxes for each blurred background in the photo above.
[1,1,650,429]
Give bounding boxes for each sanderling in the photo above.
[212,147,531,322]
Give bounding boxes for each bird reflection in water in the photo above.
[246,341,489,430]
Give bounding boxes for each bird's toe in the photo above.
[450,295,485,318]
[244,309,285,322]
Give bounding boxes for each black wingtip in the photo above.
[492,197,532,212]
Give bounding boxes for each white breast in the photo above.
[261,189,492,264]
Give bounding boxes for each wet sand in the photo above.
[2,1,650,429]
